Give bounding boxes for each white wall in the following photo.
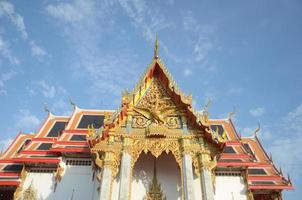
[54,165,97,200]
[131,153,182,200]
[23,172,55,199]
[214,175,248,200]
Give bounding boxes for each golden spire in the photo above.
[145,158,166,200]
[154,35,159,59]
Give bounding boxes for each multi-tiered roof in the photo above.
[0,39,293,197]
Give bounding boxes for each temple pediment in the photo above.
[129,77,184,137]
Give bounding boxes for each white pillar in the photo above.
[118,152,132,200]
[200,152,215,200]
[182,153,196,200]
[99,167,112,200]
[201,169,214,200]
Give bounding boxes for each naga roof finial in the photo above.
[228,107,236,119]
[44,103,50,114]
[253,122,261,137]
[154,34,159,59]
[69,97,76,109]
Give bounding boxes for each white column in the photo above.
[181,115,196,200]
[118,115,133,200]
[182,153,196,200]
[118,152,132,200]
[200,152,215,200]
[99,167,112,200]
[201,169,214,200]
[99,150,116,200]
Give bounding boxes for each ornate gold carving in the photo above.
[198,100,211,126]
[94,152,104,168]
[166,116,181,129]
[87,124,103,139]
[130,139,182,170]
[14,165,28,200]
[131,78,182,131]
[247,190,254,200]
[132,116,149,128]
[211,126,228,142]
[146,123,167,137]
[22,181,37,200]
[102,150,120,178]
[200,152,217,171]
[145,159,166,200]
[55,161,66,183]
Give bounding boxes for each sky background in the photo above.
[0,0,301,198]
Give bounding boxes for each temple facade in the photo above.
[0,39,293,200]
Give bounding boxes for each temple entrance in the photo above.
[131,152,181,200]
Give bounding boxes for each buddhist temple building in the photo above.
[0,39,293,200]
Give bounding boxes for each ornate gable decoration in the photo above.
[130,78,183,137]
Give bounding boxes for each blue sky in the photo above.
[0,0,301,198]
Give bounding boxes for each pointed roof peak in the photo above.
[154,34,159,59]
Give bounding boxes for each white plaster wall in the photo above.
[214,176,248,200]
[23,172,55,199]
[54,165,97,200]
[131,153,181,200]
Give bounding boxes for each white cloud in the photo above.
[29,81,67,99]
[249,107,266,117]
[0,1,47,62]
[0,70,16,95]
[38,81,56,98]
[30,41,47,57]
[182,11,217,68]
[282,104,302,132]
[265,104,302,177]
[45,0,143,106]
[241,125,272,140]
[0,1,28,39]
[14,109,40,132]
[45,2,85,23]
[0,35,19,65]
[184,68,192,77]
[28,81,71,115]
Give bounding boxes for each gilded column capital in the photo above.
[122,135,134,155]
[108,130,116,144]
[199,151,217,171]
[103,150,120,178]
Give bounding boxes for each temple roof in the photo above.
[0,39,293,192]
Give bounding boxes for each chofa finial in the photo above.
[253,122,261,137]
[154,34,159,59]
[228,107,236,119]
[44,103,50,114]
[69,97,76,109]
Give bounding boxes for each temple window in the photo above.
[223,146,236,153]
[37,143,52,150]
[46,121,67,137]
[248,168,267,175]
[17,139,31,153]
[251,181,275,185]
[70,135,86,141]
[77,115,104,129]
[3,164,23,172]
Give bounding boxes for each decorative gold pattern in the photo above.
[14,165,28,200]
[22,181,37,200]
[132,78,182,129]
[145,159,166,200]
